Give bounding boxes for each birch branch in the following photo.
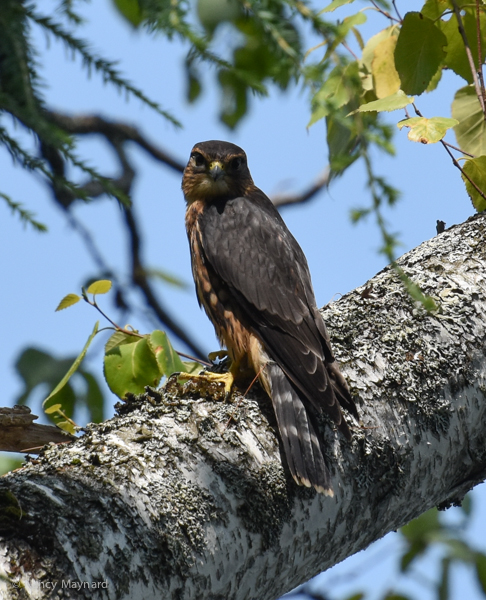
[0,213,485,599]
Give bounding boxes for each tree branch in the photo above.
[271,169,329,208]
[0,212,485,598]
[45,112,185,174]
[0,406,72,452]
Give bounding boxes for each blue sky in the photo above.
[0,1,484,599]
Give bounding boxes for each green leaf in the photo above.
[55,293,81,311]
[397,117,458,143]
[0,456,23,477]
[197,0,240,33]
[104,333,162,398]
[44,404,62,415]
[452,85,486,157]
[0,192,48,232]
[400,272,438,312]
[475,552,486,594]
[42,321,100,409]
[372,35,400,98]
[401,540,427,571]
[401,508,441,543]
[350,90,414,114]
[308,62,360,125]
[15,343,104,430]
[145,268,189,289]
[420,0,473,20]
[326,12,367,58]
[438,556,450,600]
[326,108,360,174]
[444,538,474,562]
[420,0,456,20]
[460,493,472,517]
[112,0,143,27]
[82,371,105,423]
[186,69,202,104]
[86,280,112,295]
[394,12,447,95]
[440,9,486,84]
[320,0,356,12]
[43,403,76,435]
[181,361,202,375]
[361,26,400,92]
[149,330,186,376]
[461,156,486,212]
[426,66,443,92]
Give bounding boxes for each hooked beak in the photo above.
[209,161,225,181]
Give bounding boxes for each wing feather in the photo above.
[199,190,355,426]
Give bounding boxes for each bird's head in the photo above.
[182,140,254,204]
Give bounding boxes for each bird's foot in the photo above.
[177,368,236,399]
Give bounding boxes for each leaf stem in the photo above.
[441,141,486,202]
[442,141,474,158]
[392,0,403,22]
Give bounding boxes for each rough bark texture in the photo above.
[0,213,485,600]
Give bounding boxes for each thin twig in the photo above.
[392,0,403,22]
[475,0,486,109]
[441,141,486,202]
[451,0,486,116]
[342,40,359,61]
[443,141,475,158]
[177,351,211,367]
[370,0,400,22]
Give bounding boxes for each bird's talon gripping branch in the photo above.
[177,369,235,398]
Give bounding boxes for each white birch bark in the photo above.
[0,213,485,600]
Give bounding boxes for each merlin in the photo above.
[182,140,357,495]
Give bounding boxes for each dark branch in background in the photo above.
[39,112,328,357]
[41,111,205,359]
[271,169,329,207]
[45,112,185,174]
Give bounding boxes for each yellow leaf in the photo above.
[55,293,81,312]
[86,280,112,295]
[397,117,458,144]
[372,36,400,99]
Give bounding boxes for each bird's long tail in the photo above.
[265,361,333,496]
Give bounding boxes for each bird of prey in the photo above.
[182,140,358,495]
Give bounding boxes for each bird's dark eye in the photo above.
[192,152,205,168]
[230,156,244,170]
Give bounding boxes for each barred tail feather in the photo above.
[265,362,333,496]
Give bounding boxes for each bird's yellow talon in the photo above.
[177,370,235,397]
